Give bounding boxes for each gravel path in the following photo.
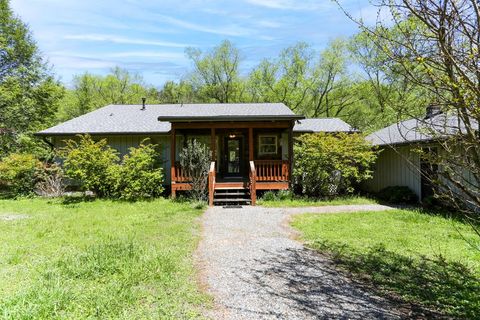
[196,204,419,319]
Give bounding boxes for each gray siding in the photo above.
[363,145,422,198]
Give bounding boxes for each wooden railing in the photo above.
[172,162,191,182]
[208,161,216,206]
[249,161,256,206]
[254,160,289,182]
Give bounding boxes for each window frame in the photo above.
[258,135,278,156]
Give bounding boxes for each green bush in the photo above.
[261,190,294,201]
[116,141,164,200]
[0,153,42,195]
[179,139,210,202]
[294,133,377,197]
[61,135,120,197]
[61,135,165,200]
[377,186,418,204]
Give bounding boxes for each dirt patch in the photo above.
[0,214,29,221]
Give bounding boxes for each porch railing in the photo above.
[208,161,216,206]
[173,162,190,182]
[249,161,256,205]
[254,160,289,182]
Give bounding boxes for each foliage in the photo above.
[179,139,210,201]
[0,0,64,157]
[0,198,209,318]
[293,133,377,197]
[260,190,294,202]
[56,67,159,122]
[292,209,480,318]
[377,186,418,204]
[343,0,480,232]
[35,163,65,197]
[0,153,42,195]
[115,140,164,200]
[185,40,243,103]
[61,135,120,197]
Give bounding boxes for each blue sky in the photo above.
[10,0,380,88]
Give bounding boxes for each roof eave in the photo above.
[34,131,171,137]
[157,115,305,122]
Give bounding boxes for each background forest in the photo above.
[0,0,426,158]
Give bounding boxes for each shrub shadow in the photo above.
[239,246,444,319]
[311,241,480,319]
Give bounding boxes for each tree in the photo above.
[185,40,243,103]
[339,1,480,227]
[57,67,159,121]
[0,0,64,157]
[158,80,197,104]
[247,42,314,114]
[310,38,358,118]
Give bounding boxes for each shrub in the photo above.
[261,190,294,201]
[36,163,65,197]
[377,186,418,204]
[61,135,120,197]
[0,153,42,195]
[116,141,164,200]
[179,139,210,202]
[294,133,377,197]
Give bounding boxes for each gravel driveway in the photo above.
[196,205,423,319]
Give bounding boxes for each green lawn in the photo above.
[292,209,480,318]
[0,198,209,319]
[258,195,378,207]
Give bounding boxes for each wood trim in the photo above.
[256,182,289,190]
[288,122,293,185]
[170,127,176,195]
[172,121,291,129]
[211,128,216,161]
[248,127,253,161]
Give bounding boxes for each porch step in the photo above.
[213,187,251,206]
[213,198,251,204]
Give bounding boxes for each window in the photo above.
[258,135,277,155]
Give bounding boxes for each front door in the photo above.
[224,137,243,177]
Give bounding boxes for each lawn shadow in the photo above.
[240,246,443,319]
[311,240,480,319]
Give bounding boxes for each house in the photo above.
[364,105,478,202]
[36,102,357,205]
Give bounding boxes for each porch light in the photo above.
[229,134,236,138]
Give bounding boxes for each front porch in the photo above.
[169,121,294,206]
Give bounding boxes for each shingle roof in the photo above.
[366,113,477,146]
[37,103,299,136]
[293,118,358,133]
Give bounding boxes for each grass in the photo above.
[292,209,480,318]
[258,195,378,207]
[0,198,210,319]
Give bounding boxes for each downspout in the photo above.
[42,136,55,150]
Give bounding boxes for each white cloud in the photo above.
[63,34,192,48]
[156,14,254,37]
[245,0,329,10]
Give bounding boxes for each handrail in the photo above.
[254,160,289,182]
[208,161,216,206]
[249,161,256,206]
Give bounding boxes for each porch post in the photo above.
[288,122,293,186]
[170,126,176,198]
[248,127,254,161]
[211,128,216,161]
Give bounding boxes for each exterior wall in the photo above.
[363,145,422,198]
